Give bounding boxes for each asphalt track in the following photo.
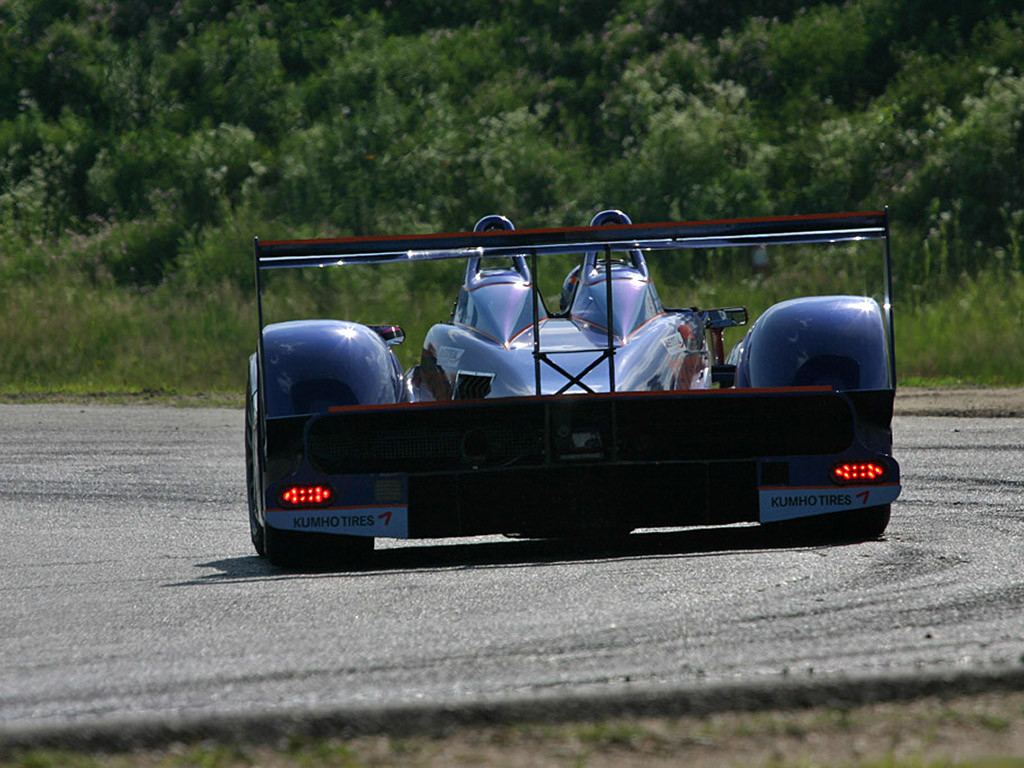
[0,404,1022,749]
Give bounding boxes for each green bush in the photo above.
[0,0,1022,391]
[607,80,776,222]
[902,71,1024,260]
[93,208,187,286]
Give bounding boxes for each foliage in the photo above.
[0,0,1022,389]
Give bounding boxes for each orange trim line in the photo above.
[467,280,531,292]
[453,317,547,347]
[565,310,668,343]
[322,386,836,414]
[507,317,546,345]
[260,211,885,247]
[581,276,650,287]
[267,503,407,512]
[759,483,900,491]
[452,320,503,346]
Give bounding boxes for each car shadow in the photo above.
[169,524,862,586]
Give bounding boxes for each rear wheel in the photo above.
[840,504,891,540]
[763,505,890,545]
[245,376,375,569]
[245,383,266,557]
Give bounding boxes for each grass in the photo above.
[1,691,1022,767]
[0,273,252,395]
[2,244,1023,399]
[896,269,1024,386]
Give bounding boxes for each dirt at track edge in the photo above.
[895,387,1024,418]
[2,667,1023,755]
[1,387,1023,418]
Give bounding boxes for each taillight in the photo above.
[280,485,334,507]
[831,462,886,484]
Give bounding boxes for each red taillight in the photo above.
[280,485,334,507]
[831,462,886,484]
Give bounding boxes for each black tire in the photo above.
[763,505,890,545]
[246,374,375,570]
[840,504,891,540]
[245,382,266,557]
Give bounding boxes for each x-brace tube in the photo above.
[603,244,616,393]
[531,250,541,396]
[542,350,616,396]
[530,246,618,397]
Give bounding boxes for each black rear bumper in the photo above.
[405,458,759,536]
[266,388,895,537]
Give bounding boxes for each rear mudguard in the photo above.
[731,295,891,391]
[250,320,406,544]
[258,320,405,418]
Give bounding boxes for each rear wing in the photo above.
[253,210,895,399]
[255,210,890,269]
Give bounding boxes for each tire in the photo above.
[245,382,266,557]
[763,505,890,545]
[246,377,374,570]
[838,504,891,540]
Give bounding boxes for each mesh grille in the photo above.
[481,427,542,458]
[301,390,857,475]
[454,373,493,400]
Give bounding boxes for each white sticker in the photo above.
[661,331,684,350]
[758,485,901,523]
[267,506,409,538]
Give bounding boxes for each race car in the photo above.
[246,210,901,567]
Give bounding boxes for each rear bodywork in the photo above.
[246,211,901,564]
